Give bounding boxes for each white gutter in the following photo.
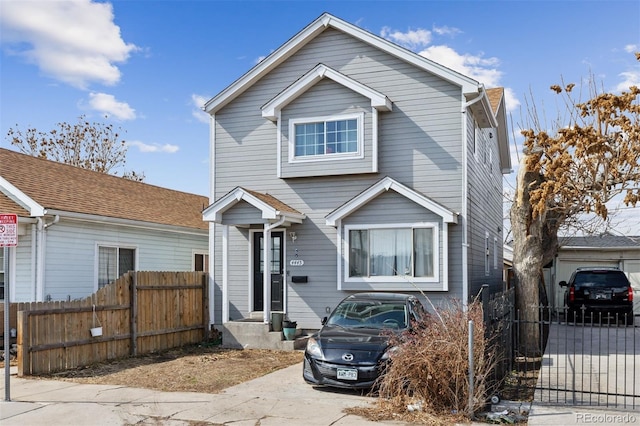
[44,209,206,236]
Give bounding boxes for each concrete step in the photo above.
[220,321,309,351]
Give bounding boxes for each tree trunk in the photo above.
[510,165,545,357]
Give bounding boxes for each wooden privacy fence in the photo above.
[16,271,208,376]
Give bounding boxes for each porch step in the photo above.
[220,320,309,351]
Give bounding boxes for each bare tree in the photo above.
[511,56,640,354]
[6,115,144,181]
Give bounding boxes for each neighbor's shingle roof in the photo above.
[560,234,640,248]
[0,148,208,231]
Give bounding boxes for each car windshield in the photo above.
[574,271,629,289]
[326,300,408,329]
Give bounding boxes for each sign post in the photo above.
[1,213,18,402]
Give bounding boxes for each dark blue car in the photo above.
[303,292,427,389]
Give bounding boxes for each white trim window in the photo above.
[98,245,136,289]
[289,113,363,161]
[345,223,439,283]
[193,251,209,272]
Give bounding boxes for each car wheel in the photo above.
[567,309,576,324]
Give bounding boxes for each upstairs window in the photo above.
[290,113,362,160]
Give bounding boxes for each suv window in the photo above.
[574,271,630,288]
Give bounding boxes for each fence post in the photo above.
[130,272,138,356]
[17,310,29,376]
[201,272,209,339]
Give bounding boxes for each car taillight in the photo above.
[628,286,634,302]
[569,286,575,302]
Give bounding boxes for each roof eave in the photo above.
[205,12,481,116]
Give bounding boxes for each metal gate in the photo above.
[524,308,639,409]
[483,287,639,410]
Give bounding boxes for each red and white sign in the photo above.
[0,213,18,247]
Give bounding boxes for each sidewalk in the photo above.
[1,364,401,426]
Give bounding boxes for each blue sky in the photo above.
[1,0,639,233]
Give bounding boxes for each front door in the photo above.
[253,231,284,312]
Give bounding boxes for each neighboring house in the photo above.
[548,234,640,314]
[202,13,511,331]
[0,148,209,302]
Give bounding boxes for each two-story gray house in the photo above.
[202,13,511,335]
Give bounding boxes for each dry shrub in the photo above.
[373,299,497,421]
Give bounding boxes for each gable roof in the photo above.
[202,186,305,225]
[261,63,392,120]
[325,176,458,226]
[485,87,511,173]
[0,148,208,231]
[204,13,483,115]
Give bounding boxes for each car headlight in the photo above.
[380,345,399,361]
[305,337,324,359]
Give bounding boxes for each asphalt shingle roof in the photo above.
[560,234,640,248]
[0,148,208,231]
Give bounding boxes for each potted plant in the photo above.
[282,318,297,340]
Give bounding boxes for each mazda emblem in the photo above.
[342,353,354,361]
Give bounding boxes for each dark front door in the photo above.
[253,231,284,312]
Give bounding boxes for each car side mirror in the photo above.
[559,281,568,287]
[321,316,327,325]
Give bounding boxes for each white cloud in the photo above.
[380,26,431,50]
[191,94,210,124]
[379,26,520,113]
[0,0,138,89]
[128,141,179,154]
[615,69,640,92]
[624,44,638,53]
[432,25,462,37]
[88,92,136,120]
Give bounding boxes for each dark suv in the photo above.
[560,267,634,325]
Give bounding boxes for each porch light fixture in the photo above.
[289,231,297,242]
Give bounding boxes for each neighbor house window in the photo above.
[98,246,136,288]
[290,113,362,159]
[347,224,437,281]
[194,252,209,272]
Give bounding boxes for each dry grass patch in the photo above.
[34,344,303,393]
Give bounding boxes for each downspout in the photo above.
[209,113,216,327]
[263,216,287,325]
[461,89,486,309]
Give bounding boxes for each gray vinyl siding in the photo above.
[211,28,471,327]
[280,79,374,177]
[466,113,504,298]
[11,218,207,302]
